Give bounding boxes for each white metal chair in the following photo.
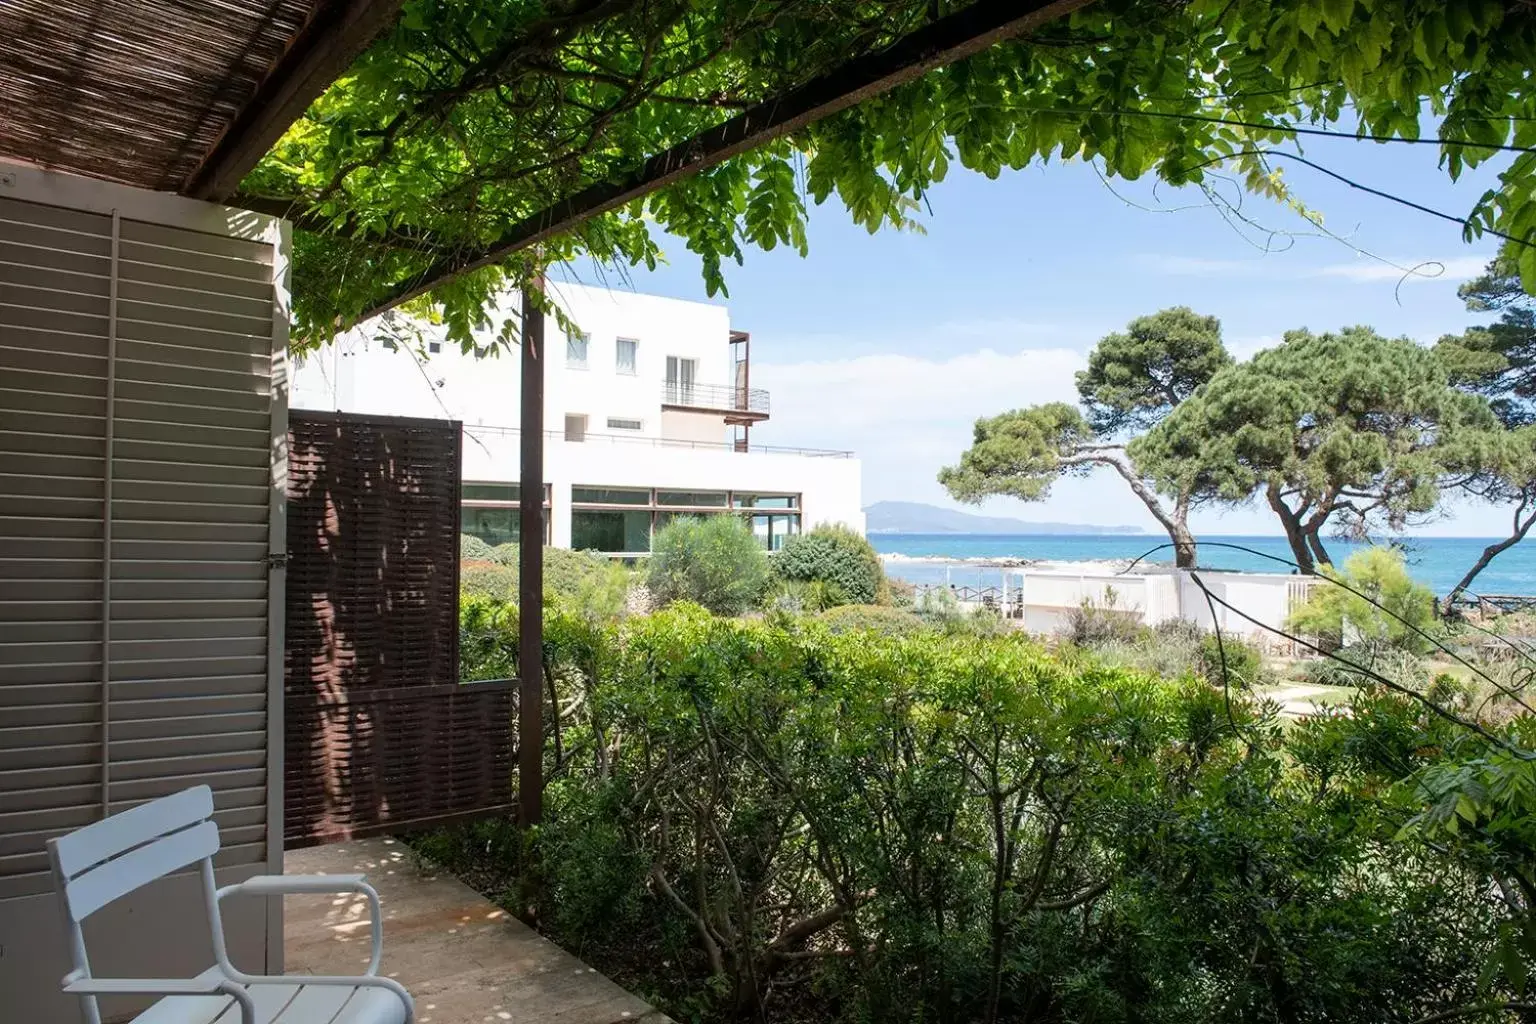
[47,785,414,1024]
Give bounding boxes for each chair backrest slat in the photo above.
[50,785,215,880]
[61,818,220,921]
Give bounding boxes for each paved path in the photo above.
[1259,683,1352,718]
[285,838,670,1024]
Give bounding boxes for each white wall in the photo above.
[293,281,739,440]
[1009,571,1180,635]
[1007,568,1304,647]
[292,282,865,542]
[463,427,865,544]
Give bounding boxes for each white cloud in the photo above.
[1224,334,1279,361]
[1309,255,1492,283]
[752,345,1161,525]
[1138,250,1495,285]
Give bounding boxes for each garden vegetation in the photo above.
[429,595,1535,1024]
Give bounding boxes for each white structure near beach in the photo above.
[964,565,1320,650]
[294,282,863,555]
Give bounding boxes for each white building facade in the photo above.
[293,282,864,554]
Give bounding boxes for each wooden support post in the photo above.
[518,281,545,827]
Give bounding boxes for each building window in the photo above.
[570,487,801,554]
[657,490,728,507]
[382,338,397,351]
[664,355,697,403]
[428,341,442,353]
[572,486,650,505]
[749,513,799,551]
[464,482,520,502]
[733,493,797,509]
[460,482,551,546]
[616,338,638,375]
[566,331,589,369]
[565,413,588,442]
[606,417,643,431]
[572,509,652,553]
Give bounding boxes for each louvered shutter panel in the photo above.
[0,174,286,1020]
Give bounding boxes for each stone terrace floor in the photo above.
[285,838,671,1024]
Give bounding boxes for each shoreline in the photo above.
[880,552,1154,574]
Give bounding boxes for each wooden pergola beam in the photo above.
[183,0,407,201]
[355,0,1092,323]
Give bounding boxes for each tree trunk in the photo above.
[1077,455,1197,566]
[1442,499,1536,615]
[1170,495,1197,568]
[1169,519,1197,568]
[1303,527,1332,571]
[1266,485,1315,574]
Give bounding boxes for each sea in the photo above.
[872,533,1536,597]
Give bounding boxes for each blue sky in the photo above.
[557,132,1516,537]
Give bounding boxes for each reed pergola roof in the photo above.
[0,0,403,197]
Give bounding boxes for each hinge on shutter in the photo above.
[267,552,289,571]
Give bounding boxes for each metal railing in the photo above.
[662,381,770,414]
[463,424,852,458]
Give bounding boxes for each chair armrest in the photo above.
[218,874,383,974]
[222,872,367,895]
[61,971,255,1024]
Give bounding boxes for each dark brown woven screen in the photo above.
[283,410,514,848]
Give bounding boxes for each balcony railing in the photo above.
[464,424,852,458]
[662,381,770,415]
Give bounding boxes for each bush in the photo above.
[1064,585,1145,648]
[461,543,632,620]
[459,594,518,680]
[426,610,1504,1023]
[817,603,925,636]
[460,559,518,602]
[460,533,494,561]
[761,577,847,614]
[1196,632,1264,688]
[1288,547,1438,654]
[646,515,768,615]
[773,524,885,605]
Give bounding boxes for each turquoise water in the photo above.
[872,533,1536,597]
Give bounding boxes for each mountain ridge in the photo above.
[865,500,1144,535]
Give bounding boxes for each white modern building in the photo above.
[293,282,864,554]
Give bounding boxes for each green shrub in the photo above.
[1288,547,1438,653]
[913,585,964,624]
[460,533,494,561]
[460,560,518,602]
[429,607,1511,1024]
[646,515,767,615]
[462,543,631,620]
[761,577,847,614]
[772,524,885,604]
[459,594,518,680]
[1064,585,1146,648]
[1196,632,1264,687]
[817,603,924,636]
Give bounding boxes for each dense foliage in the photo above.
[771,524,886,605]
[427,605,1531,1024]
[942,309,1229,567]
[646,516,768,615]
[816,602,925,635]
[1289,547,1439,653]
[460,537,632,617]
[248,0,1536,347]
[1437,247,1536,607]
[1134,327,1501,572]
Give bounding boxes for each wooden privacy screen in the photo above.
[283,411,514,848]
